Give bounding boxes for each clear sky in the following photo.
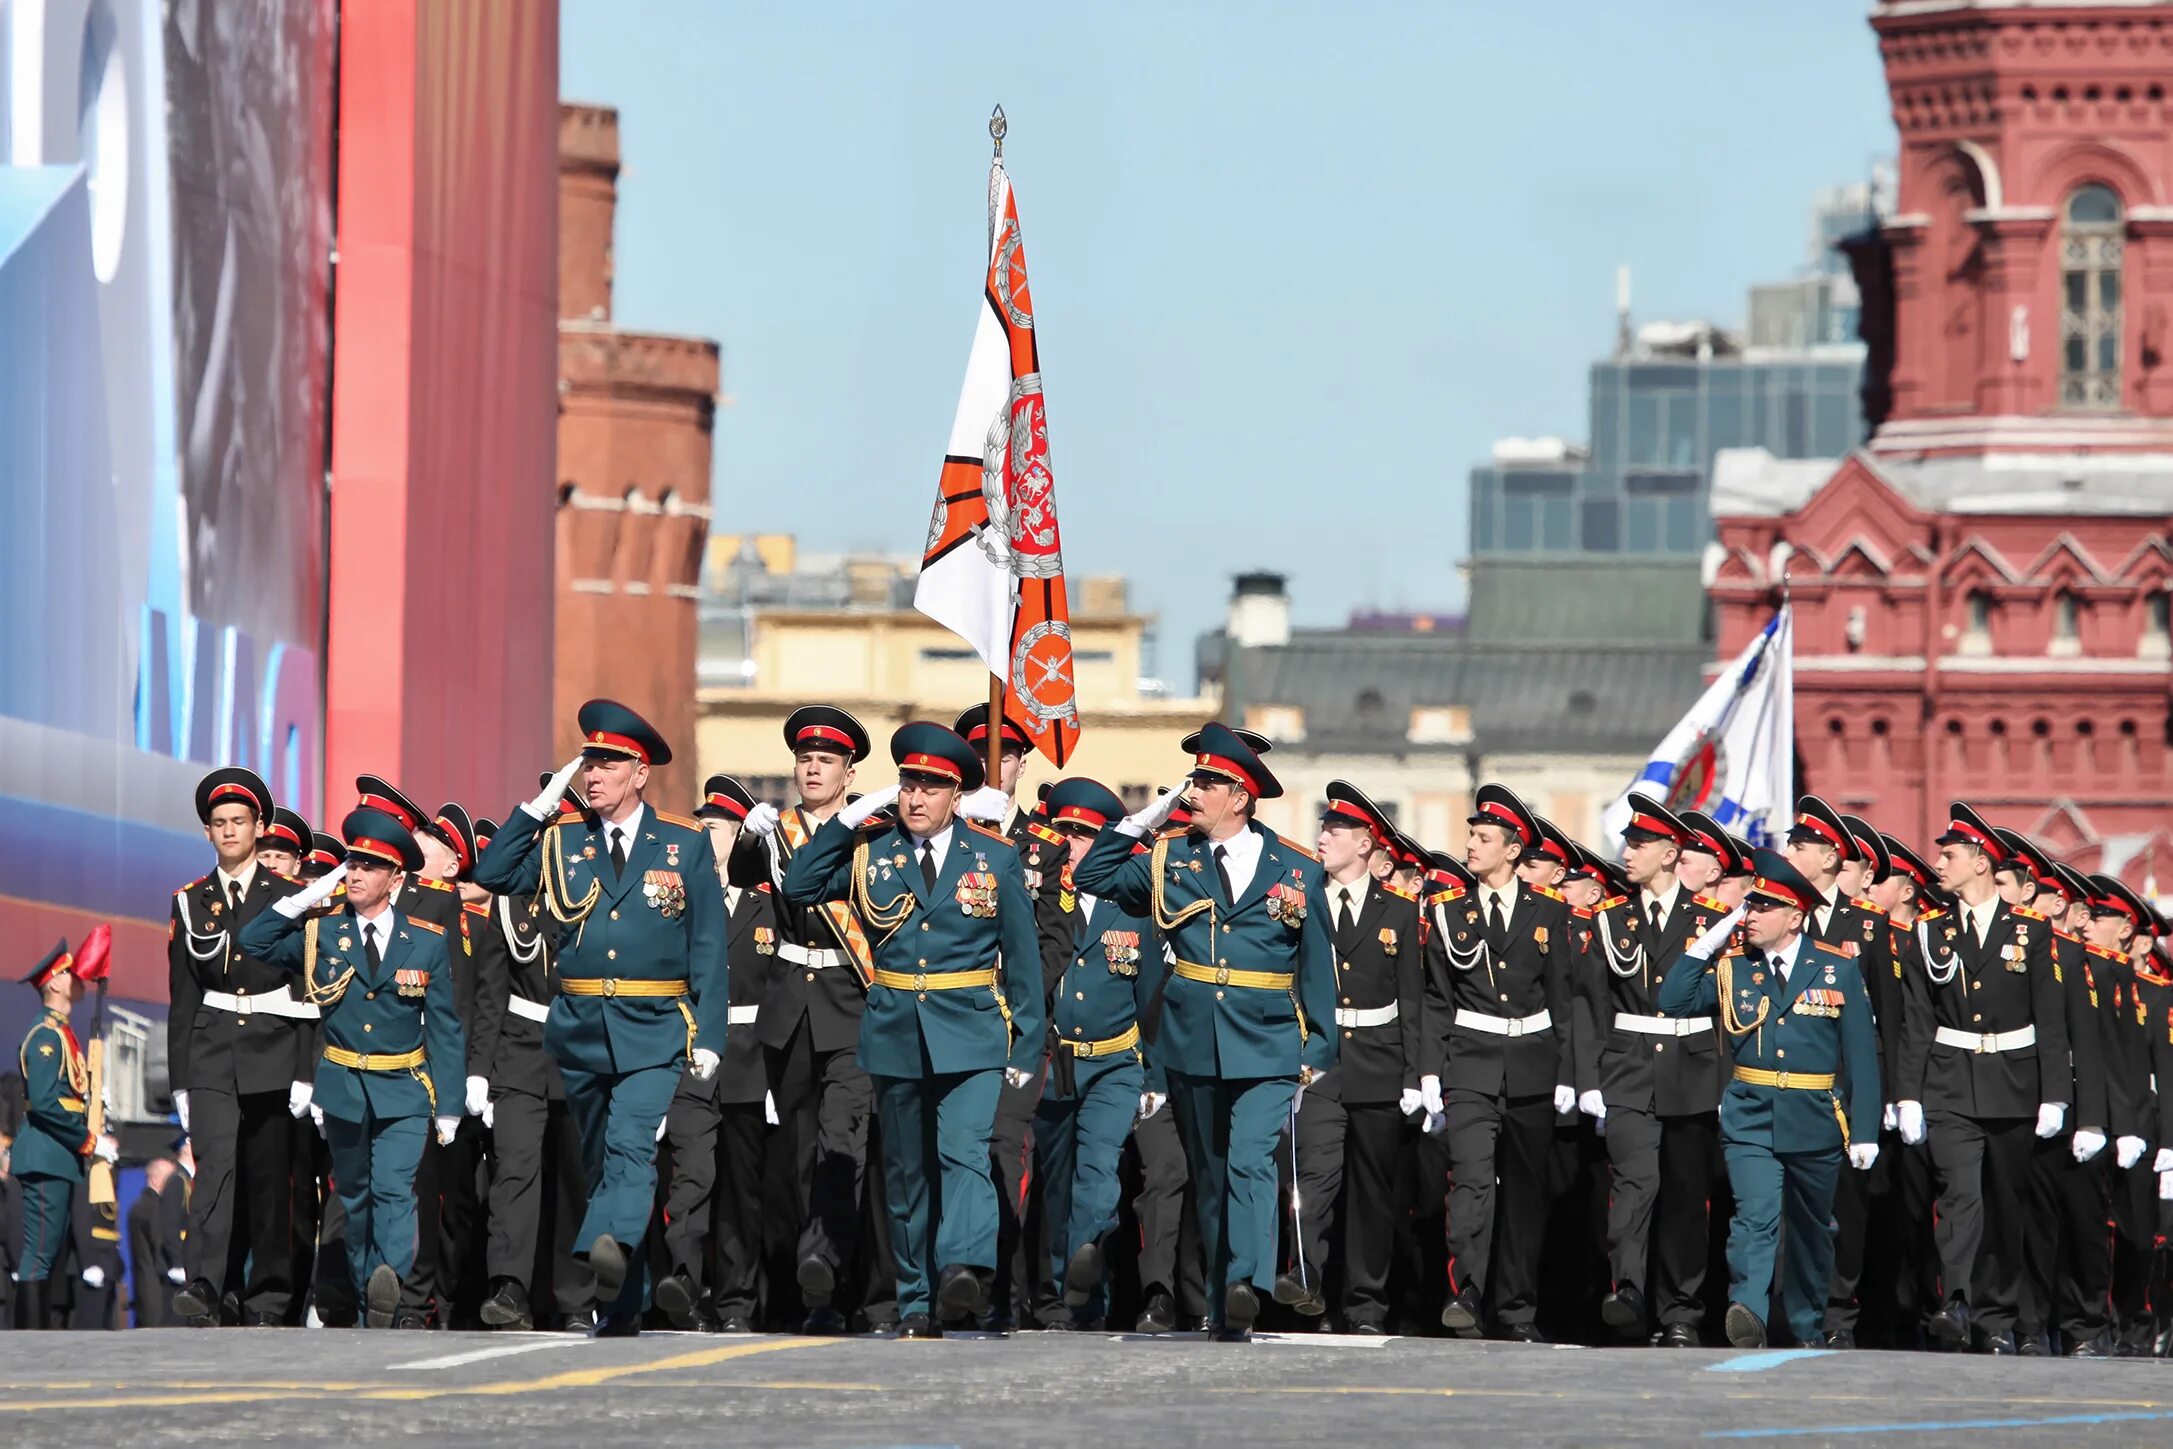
[560,0,1897,685]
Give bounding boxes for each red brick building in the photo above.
[555,104,720,797]
[1711,0,2173,889]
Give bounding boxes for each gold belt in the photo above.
[558,977,688,998]
[324,1045,426,1072]
[871,967,997,993]
[1732,1066,1836,1092]
[1173,959,1294,991]
[58,1096,85,1112]
[1059,1024,1141,1058]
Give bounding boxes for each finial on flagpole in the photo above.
[990,104,1006,156]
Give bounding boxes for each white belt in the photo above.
[508,994,551,1023]
[1334,1003,1399,1029]
[1614,1012,1713,1037]
[200,989,320,1021]
[778,943,845,968]
[1454,1007,1552,1037]
[1934,1024,2037,1054]
[727,1004,760,1025]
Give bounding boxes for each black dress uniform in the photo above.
[1278,783,1424,1331]
[2093,876,2165,1355]
[127,1161,189,1326]
[1573,796,1728,1344]
[1423,785,1573,1339]
[168,767,306,1325]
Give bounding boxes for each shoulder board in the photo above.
[1598,894,1631,913]
[406,918,446,936]
[2084,941,2123,962]
[548,814,585,830]
[1852,897,1884,914]
[1382,880,1417,902]
[1532,883,1564,902]
[964,820,1011,845]
[1275,834,1318,862]
[2053,927,2079,944]
[1027,820,1064,847]
[415,875,453,893]
[854,816,892,835]
[653,809,700,831]
[2012,904,2047,921]
[463,901,490,919]
[274,870,302,885]
[1427,885,1467,905]
[178,875,211,896]
[1919,907,1947,923]
[1692,893,1728,913]
[1154,825,1189,842]
[1571,905,1594,921]
[2137,965,2172,987]
[756,881,773,894]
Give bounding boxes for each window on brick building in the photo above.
[2050,589,2082,657]
[2143,590,2172,661]
[1960,589,1993,656]
[2060,184,2124,410]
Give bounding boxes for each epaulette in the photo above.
[1919,907,1947,923]
[2084,941,2125,963]
[1692,893,1729,914]
[653,809,700,830]
[1426,885,1466,906]
[1852,896,1884,914]
[756,881,773,893]
[1275,834,1318,862]
[1027,820,1064,847]
[964,820,1011,845]
[1532,883,1564,902]
[274,871,302,884]
[1571,905,1594,921]
[406,918,446,935]
[2137,964,2172,987]
[2053,927,2079,944]
[178,875,210,896]
[2013,904,2047,921]
[1383,880,1417,902]
[855,815,892,834]
[1155,825,1188,842]
[463,901,490,918]
[1598,894,1631,913]
[414,875,453,893]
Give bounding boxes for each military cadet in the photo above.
[302,832,344,880]
[297,826,351,1325]
[1418,784,1572,1341]
[781,722,1045,1338]
[259,808,311,877]
[1125,793,1204,1335]
[1028,778,1167,1330]
[412,801,490,1328]
[2090,875,2163,1356]
[1573,795,1727,1347]
[1893,804,2070,1353]
[168,766,308,1326]
[1659,849,1880,1348]
[656,775,779,1333]
[472,792,597,1332]
[14,942,113,1330]
[474,699,729,1336]
[1073,723,1335,1342]
[736,705,889,1333]
[238,808,464,1328]
[128,1153,189,1326]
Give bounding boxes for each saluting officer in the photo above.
[15,942,114,1331]
[474,699,729,1336]
[1421,784,1573,1342]
[1071,722,1336,1342]
[167,766,308,1326]
[1274,781,1424,1333]
[781,722,1046,1338]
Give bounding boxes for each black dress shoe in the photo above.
[218,1291,244,1327]
[797,1255,836,1307]
[718,1313,754,1334]
[173,1279,220,1320]
[1503,1322,1548,1344]
[1825,1328,1857,1350]
[654,1270,699,1330]
[897,1313,942,1340]
[1135,1290,1177,1334]
[1345,1320,1387,1336]
[1062,1241,1104,1308]
[586,1235,628,1300]
[243,1310,283,1327]
[560,1309,597,1333]
[981,1308,1016,1335]
[1724,1302,1767,1349]
[801,1305,848,1335]
[1600,1283,1647,1335]
[1223,1281,1261,1335]
[1440,1289,1484,1339]
[594,1312,641,1338]
[392,1310,428,1330]
[365,1265,401,1329]
[1927,1299,1970,1350]
[1657,1322,1700,1348]
[1272,1272,1326,1317]
[2019,1332,2050,1357]
[2070,1337,2111,1359]
[935,1264,990,1324]
[1984,1331,2019,1355]
[1209,1324,1251,1343]
[480,1279,533,1330]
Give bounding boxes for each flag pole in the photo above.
[985,101,1009,793]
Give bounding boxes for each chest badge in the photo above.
[665,841,680,867]
[1378,927,1399,956]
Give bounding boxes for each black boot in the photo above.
[16,1279,49,1331]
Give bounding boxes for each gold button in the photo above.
[1076,991,1085,1000]
[608,949,617,960]
[1076,959,1086,969]
[1654,1043,1664,1053]
[922,922,931,932]
[611,910,620,920]
[1215,990,1225,1001]
[1972,1013,1982,1023]
[366,992,375,1000]
[1500,993,1509,1002]
[1074,1026,1084,1035]
[1223,925,1232,934]
[1344,1030,1353,1039]
[1219,959,1227,967]
[918,959,928,967]
[363,1024,372,1033]
[1776,1049,1786,1059]
[1341,997,1351,1006]
[806,972,815,982]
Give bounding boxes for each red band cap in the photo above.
[705,792,750,820]
[1629,810,1680,841]
[903,752,962,782]
[586,729,649,763]
[1478,800,1532,844]
[209,782,263,813]
[349,836,406,866]
[1053,804,1108,829]
[1194,752,1259,796]
[1947,819,2004,861]
[262,822,303,849]
[1324,799,1388,845]
[434,816,472,870]
[358,791,418,828]
[793,725,855,751]
[1793,812,1844,847]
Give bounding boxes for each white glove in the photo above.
[287,1081,313,1118]
[173,1090,191,1133]
[1138,1091,1167,1121]
[93,1134,119,1164]
[1897,1101,1925,1145]
[2035,1102,2067,1140]
[1553,1084,1576,1116]
[655,1114,669,1143]
[2154,1147,2173,1176]
[482,1098,495,1131]
[165,1265,186,1285]
[2073,1128,2108,1163]
[1005,1066,1033,1090]
[744,802,781,839]
[274,862,349,919]
[2163,1170,2173,1203]
[764,1090,779,1127]
[1420,1074,1444,1118]
[1577,1089,1607,1122]
[2116,1135,2147,1170]
[83,1264,106,1288]
[526,755,585,819]
[838,784,899,829]
[1117,782,1191,837]
[960,786,1010,824]
[1398,1087,1424,1118]
[1847,1142,1879,1171]
[1422,1110,1447,1136]
[1882,1102,1898,1132]
[465,1076,490,1116]
[434,1115,460,1147]
[1685,905,1747,960]
[309,1103,326,1137]
[690,1049,720,1082]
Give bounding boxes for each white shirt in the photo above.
[1479,879,1518,925]
[1963,894,2000,944]
[1331,880,1365,929]
[1641,880,1681,931]
[1077,892,1101,931]
[1210,826,1263,900]
[216,860,259,900]
[909,826,953,881]
[1766,932,1805,984]
[603,803,646,864]
[353,901,396,958]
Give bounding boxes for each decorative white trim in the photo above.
[569,579,614,594]
[666,584,702,600]
[1794,655,1929,672]
[624,493,662,516]
[564,492,625,512]
[661,496,712,519]
[1873,415,2173,453]
[1936,655,2170,674]
[1963,206,2052,225]
[623,581,652,595]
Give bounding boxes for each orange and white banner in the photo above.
[915,147,1079,767]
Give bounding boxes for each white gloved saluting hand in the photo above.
[274,862,349,920]
[1117,782,1192,838]
[524,755,586,819]
[960,786,1010,824]
[838,785,899,830]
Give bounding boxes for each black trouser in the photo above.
[486,1087,595,1320]
[2019,1137,2111,1349]
[308,1128,355,1322]
[1290,1080,1401,1325]
[663,1091,769,1320]
[2110,1161,2159,1347]
[1130,1100,1204,1316]
[288,1116,322,1324]
[767,1023,874,1292]
[1605,1105,1721,1328]
[184,1085,294,1317]
[412,1120,487,1323]
[1926,1110,2032,1335]
[988,1066,1044,1319]
[1832,1129,1937,1343]
[1444,1086,1555,1328]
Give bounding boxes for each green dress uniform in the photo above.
[1659,851,1881,1348]
[15,946,91,1290]
[1071,724,1337,1336]
[781,723,1045,1329]
[474,705,728,1325]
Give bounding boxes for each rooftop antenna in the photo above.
[1615,265,1633,357]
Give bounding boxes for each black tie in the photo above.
[610,827,628,879]
[1647,899,1664,936]
[919,840,937,891]
[364,921,383,973]
[1213,845,1235,901]
[228,879,244,917]
[1336,888,1359,955]
[1487,892,1505,941]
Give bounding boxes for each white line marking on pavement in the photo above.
[1252,1333,1398,1348]
[390,1340,586,1371]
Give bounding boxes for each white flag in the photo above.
[1602,606,1794,853]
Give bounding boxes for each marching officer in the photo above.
[1895,803,2071,1353]
[1072,722,1336,1342]
[1126,794,1203,1335]
[1573,794,1728,1347]
[656,775,780,1332]
[1420,784,1573,1342]
[1659,849,1880,1348]
[238,808,465,1327]
[781,722,1046,1338]
[474,699,729,1336]
[1274,781,1423,1332]
[1031,777,1167,1330]
[15,941,113,1330]
[167,766,308,1326]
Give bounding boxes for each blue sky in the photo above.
[560,1,1896,684]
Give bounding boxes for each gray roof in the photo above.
[1464,559,1709,645]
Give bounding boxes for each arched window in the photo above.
[2060,184,2123,409]
[2050,588,2081,656]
